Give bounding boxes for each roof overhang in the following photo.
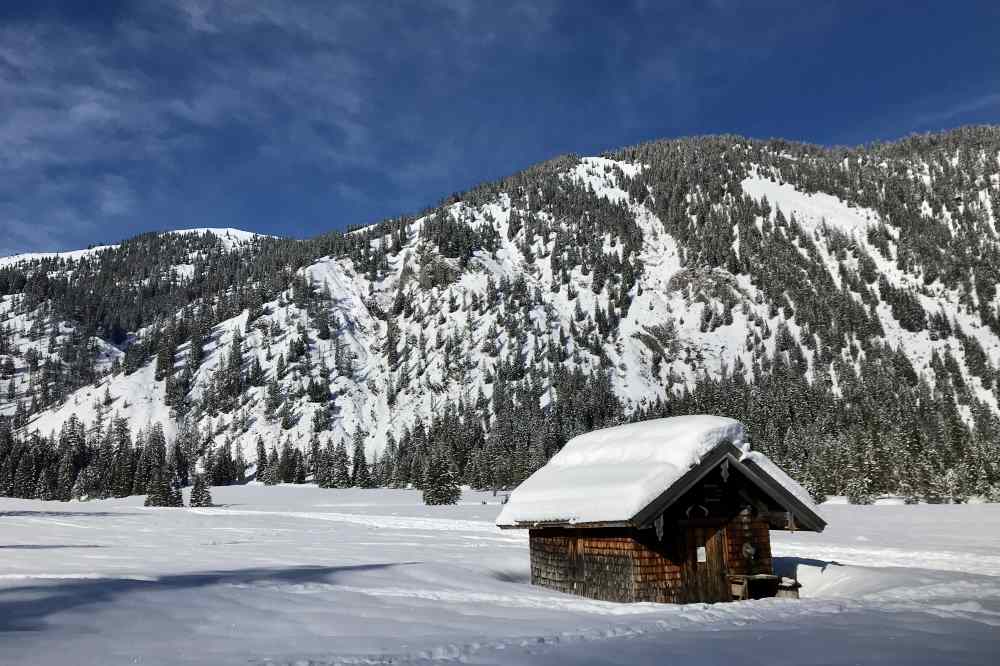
[500,442,826,533]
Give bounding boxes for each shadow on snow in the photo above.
[0,562,416,633]
[773,556,843,579]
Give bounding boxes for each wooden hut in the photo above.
[496,416,826,604]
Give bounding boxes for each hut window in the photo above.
[696,546,707,563]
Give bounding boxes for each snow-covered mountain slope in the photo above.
[739,172,1000,412]
[0,244,119,269]
[3,128,1000,500]
[25,159,999,436]
[0,228,269,421]
[0,227,265,268]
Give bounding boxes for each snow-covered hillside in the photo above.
[0,227,268,422]
[0,243,119,269]
[740,173,1000,412]
[26,155,1000,449]
[1,486,997,665]
[3,129,1000,503]
[0,227,265,267]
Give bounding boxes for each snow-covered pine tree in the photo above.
[422,448,460,505]
[278,400,294,431]
[263,446,280,485]
[167,463,185,507]
[293,449,307,484]
[332,439,351,488]
[189,473,213,507]
[255,435,267,480]
[143,468,171,507]
[55,448,77,501]
[351,429,372,487]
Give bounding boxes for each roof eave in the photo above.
[630,442,741,528]
[738,456,827,533]
[630,443,826,533]
[496,443,827,534]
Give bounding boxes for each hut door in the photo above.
[683,523,729,603]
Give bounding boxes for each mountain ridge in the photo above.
[2,126,1000,503]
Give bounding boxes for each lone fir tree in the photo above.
[351,429,373,488]
[189,473,213,507]
[422,449,461,506]
[143,468,171,507]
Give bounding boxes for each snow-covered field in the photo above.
[1,486,998,665]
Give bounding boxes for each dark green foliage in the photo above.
[351,430,373,488]
[422,448,461,505]
[167,464,185,507]
[307,377,328,403]
[189,473,213,507]
[332,440,352,488]
[878,276,927,332]
[261,446,280,485]
[143,468,171,507]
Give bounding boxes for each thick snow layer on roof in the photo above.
[496,415,746,526]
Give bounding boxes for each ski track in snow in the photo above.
[188,507,999,578]
[187,506,521,537]
[253,592,1000,666]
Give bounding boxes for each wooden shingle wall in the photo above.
[530,530,637,601]
[529,528,686,603]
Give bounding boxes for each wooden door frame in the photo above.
[680,519,730,603]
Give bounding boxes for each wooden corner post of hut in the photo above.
[496,416,826,604]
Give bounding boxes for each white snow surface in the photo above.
[163,227,270,249]
[1,486,998,665]
[497,416,749,526]
[740,174,880,234]
[0,243,118,268]
[0,227,264,268]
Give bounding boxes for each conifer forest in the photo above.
[2,127,1000,506]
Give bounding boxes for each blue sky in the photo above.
[1,1,998,255]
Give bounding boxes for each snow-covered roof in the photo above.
[496,415,822,530]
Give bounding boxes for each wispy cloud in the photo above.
[0,0,565,252]
[907,92,1000,131]
[1,2,995,254]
